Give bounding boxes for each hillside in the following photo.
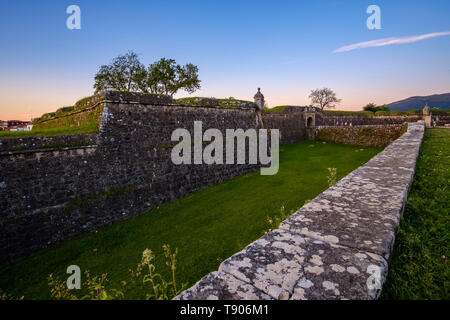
[386,93,450,111]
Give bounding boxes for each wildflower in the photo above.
[142,248,154,265]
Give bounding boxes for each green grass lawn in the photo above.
[0,124,98,138]
[381,128,449,300]
[0,140,381,299]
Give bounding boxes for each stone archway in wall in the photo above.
[304,113,315,128]
[303,112,316,140]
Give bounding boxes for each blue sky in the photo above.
[1,0,449,119]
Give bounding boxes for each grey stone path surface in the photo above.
[174,121,425,300]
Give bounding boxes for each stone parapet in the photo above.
[313,124,407,147]
[174,121,425,300]
[0,134,98,153]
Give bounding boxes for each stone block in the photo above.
[173,271,273,300]
[219,229,308,300]
[217,229,387,300]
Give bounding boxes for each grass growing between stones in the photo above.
[381,128,449,300]
[0,141,381,299]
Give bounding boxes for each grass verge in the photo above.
[381,128,449,299]
[0,124,98,138]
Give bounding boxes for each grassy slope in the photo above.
[173,97,254,108]
[266,105,295,112]
[0,141,381,299]
[0,124,98,138]
[381,128,449,299]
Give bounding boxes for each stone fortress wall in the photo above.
[0,91,307,265]
[312,124,407,147]
[319,113,422,126]
[0,90,436,276]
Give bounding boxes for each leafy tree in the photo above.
[363,103,390,114]
[94,51,145,93]
[309,88,341,111]
[139,58,201,95]
[363,102,378,114]
[94,54,201,96]
[380,104,390,112]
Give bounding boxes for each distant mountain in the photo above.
[386,93,450,111]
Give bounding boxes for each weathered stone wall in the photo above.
[33,91,173,130]
[174,98,257,108]
[313,124,407,147]
[96,102,264,207]
[175,121,424,300]
[261,109,307,144]
[0,134,98,152]
[75,91,173,110]
[1,89,427,270]
[320,113,422,126]
[432,114,450,126]
[0,93,309,265]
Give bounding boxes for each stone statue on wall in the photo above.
[422,104,431,116]
[254,88,265,110]
[423,104,432,127]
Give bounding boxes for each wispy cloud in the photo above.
[333,31,450,53]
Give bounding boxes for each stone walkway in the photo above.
[174,121,425,300]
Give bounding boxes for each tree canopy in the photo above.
[309,88,341,111]
[94,51,144,93]
[93,51,201,96]
[363,103,389,114]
